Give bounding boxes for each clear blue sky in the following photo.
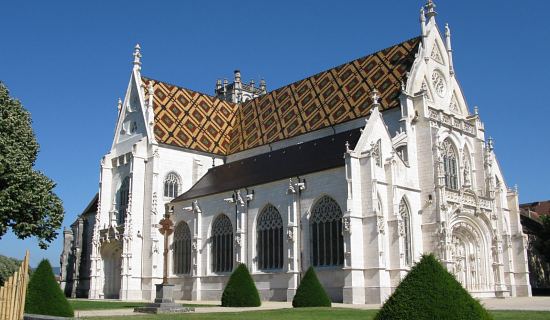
[0,0,548,267]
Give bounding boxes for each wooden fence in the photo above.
[0,251,29,320]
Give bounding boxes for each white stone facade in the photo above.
[80,2,531,303]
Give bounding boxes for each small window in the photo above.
[396,145,408,165]
[117,177,130,224]
[442,139,458,190]
[164,172,181,199]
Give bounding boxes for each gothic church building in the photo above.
[60,1,531,303]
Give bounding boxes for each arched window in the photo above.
[442,139,458,190]
[211,214,233,273]
[396,145,408,165]
[310,196,344,267]
[117,177,130,224]
[173,221,192,274]
[164,172,180,199]
[257,204,284,270]
[399,198,413,266]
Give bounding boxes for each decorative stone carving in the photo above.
[342,217,351,234]
[371,140,382,167]
[287,227,294,241]
[376,216,385,234]
[431,70,447,98]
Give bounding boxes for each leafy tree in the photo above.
[292,267,331,307]
[375,254,492,320]
[221,263,261,307]
[534,215,550,263]
[0,82,63,249]
[25,259,74,317]
[0,254,21,286]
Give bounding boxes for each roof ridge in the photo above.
[141,75,237,106]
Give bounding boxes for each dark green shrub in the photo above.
[292,266,331,307]
[25,259,74,317]
[221,263,261,307]
[375,254,493,320]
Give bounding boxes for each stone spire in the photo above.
[445,23,455,75]
[133,44,142,72]
[425,0,437,21]
[371,88,381,110]
[420,7,426,41]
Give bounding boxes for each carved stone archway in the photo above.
[450,220,493,293]
[101,241,122,299]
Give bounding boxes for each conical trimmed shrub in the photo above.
[25,259,74,317]
[375,254,493,320]
[292,266,331,307]
[221,263,261,307]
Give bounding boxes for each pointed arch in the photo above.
[210,214,233,273]
[173,221,192,274]
[164,172,181,199]
[442,138,459,190]
[256,204,284,270]
[117,176,130,224]
[310,195,344,267]
[399,197,413,266]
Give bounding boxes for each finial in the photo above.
[487,137,494,151]
[474,106,479,115]
[514,184,519,194]
[234,70,241,83]
[371,88,380,108]
[260,79,266,93]
[425,0,437,20]
[420,7,426,23]
[133,44,142,71]
[400,80,406,92]
[250,79,255,87]
[445,23,455,75]
[117,98,122,113]
[216,79,222,91]
[345,140,351,153]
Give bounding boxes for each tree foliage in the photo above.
[292,267,331,307]
[0,254,21,286]
[375,254,492,320]
[0,82,64,249]
[221,263,261,307]
[534,215,550,263]
[25,259,74,317]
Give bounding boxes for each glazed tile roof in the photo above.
[144,36,421,156]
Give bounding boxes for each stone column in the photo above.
[286,178,302,301]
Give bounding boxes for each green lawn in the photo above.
[86,308,550,320]
[69,299,216,310]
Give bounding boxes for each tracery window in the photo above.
[117,177,130,224]
[173,221,192,274]
[399,198,413,266]
[310,195,344,267]
[211,214,233,273]
[257,204,284,270]
[442,139,458,190]
[164,172,180,199]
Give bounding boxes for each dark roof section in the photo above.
[173,129,362,202]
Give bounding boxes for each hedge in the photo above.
[221,263,261,307]
[25,259,74,317]
[375,254,493,320]
[292,266,331,307]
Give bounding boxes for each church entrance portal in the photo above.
[101,242,122,299]
[450,221,492,293]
